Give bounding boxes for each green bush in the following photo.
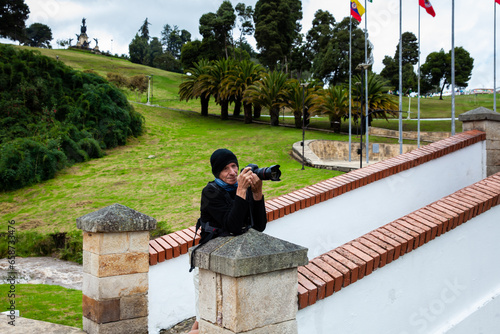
[0,138,66,191]
[0,44,145,191]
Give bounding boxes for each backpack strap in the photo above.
[189,218,223,272]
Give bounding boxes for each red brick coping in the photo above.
[148,130,486,265]
[297,171,500,309]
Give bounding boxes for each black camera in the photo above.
[243,164,281,181]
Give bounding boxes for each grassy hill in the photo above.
[0,45,496,256]
[0,46,344,242]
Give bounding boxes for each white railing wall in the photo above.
[296,204,500,334]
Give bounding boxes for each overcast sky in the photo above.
[2,0,497,89]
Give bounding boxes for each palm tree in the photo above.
[223,60,265,123]
[285,80,321,129]
[243,70,290,126]
[178,60,212,116]
[310,85,349,133]
[352,72,398,127]
[198,58,235,120]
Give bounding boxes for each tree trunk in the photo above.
[220,99,229,120]
[270,107,280,126]
[253,104,262,119]
[294,112,301,129]
[233,98,242,117]
[201,95,209,116]
[244,102,252,124]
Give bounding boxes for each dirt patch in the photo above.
[18,220,43,230]
[70,200,93,208]
[0,202,17,215]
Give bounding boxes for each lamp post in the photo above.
[356,63,371,169]
[300,82,309,170]
[146,75,151,105]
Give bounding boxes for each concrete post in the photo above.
[193,228,308,334]
[76,203,156,334]
[459,107,500,176]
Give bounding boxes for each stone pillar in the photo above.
[76,203,156,334]
[193,229,308,334]
[459,107,500,176]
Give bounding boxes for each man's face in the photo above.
[219,162,238,185]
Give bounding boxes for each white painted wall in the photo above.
[265,142,486,260]
[148,141,486,333]
[296,204,500,334]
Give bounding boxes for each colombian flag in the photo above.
[419,0,436,17]
[351,0,365,23]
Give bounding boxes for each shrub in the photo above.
[0,44,145,191]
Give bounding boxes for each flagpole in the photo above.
[417,2,421,148]
[365,0,369,164]
[349,8,352,162]
[399,0,403,154]
[495,0,497,113]
[451,0,455,136]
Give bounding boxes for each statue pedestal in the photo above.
[77,33,89,48]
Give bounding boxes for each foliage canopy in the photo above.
[0,44,144,191]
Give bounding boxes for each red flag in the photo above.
[497,0,500,4]
[419,0,436,17]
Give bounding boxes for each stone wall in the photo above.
[308,140,418,162]
[369,127,451,142]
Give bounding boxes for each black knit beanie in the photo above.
[210,149,238,178]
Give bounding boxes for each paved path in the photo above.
[0,315,85,334]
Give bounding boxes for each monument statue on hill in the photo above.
[76,17,90,48]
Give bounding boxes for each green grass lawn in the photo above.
[0,104,350,234]
[0,284,82,329]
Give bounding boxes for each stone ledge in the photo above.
[77,203,157,233]
[194,229,308,277]
[458,107,500,122]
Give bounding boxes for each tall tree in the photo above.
[311,17,369,86]
[0,0,29,42]
[306,9,335,56]
[395,32,419,66]
[421,47,474,99]
[253,0,302,70]
[161,24,191,59]
[199,0,236,60]
[139,18,151,41]
[24,23,53,48]
[129,33,149,64]
[380,31,419,93]
[180,40,203,70]
[147,37,163,67]
[235,3,254,58]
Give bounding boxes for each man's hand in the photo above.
[236,167,263,201]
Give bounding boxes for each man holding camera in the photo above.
[199,148,267,239]
[189,148,267,334]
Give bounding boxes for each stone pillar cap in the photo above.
[194,229,308,277]
[76,203,157,232]
[458,107,500,122]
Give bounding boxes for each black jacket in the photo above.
[199,181,267,239]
